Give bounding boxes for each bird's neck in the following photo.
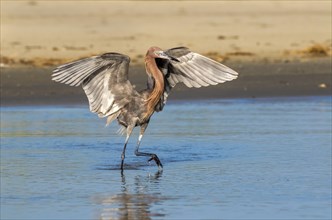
[144,57,164,119]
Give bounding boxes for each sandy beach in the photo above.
[1,1,331,105]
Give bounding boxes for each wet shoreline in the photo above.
[1,58,331,106]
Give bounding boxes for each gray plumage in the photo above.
[51,46,238,171]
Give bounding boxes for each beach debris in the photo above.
[217,35,239,40]
[0,56,71,67]
[203,51,226,62]
[318,83,327,88]
[0,57,16,67]
[0,63,9,68]
[25,45,43,51]
[63,45,87,51]
[226,51,255,56]
[27,1,38,6]
[284,43,331,58]
[299,44,331,57]
[10,41,21,46]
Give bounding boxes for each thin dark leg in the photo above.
[121,125,134,172]
[120,141,128,171]
[134,123,163,169]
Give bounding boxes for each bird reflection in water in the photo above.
[98,171,166,220]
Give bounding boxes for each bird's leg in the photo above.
[121,125,134,171]
[134,123,163,169]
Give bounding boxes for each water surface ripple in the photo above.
[1,97,331,219]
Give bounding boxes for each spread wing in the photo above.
[164,47,238,88]
[52,53,136,119]
[155,47,238,110]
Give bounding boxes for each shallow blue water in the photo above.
[1,97,331,219]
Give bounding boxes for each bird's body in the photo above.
[52,46,238,171]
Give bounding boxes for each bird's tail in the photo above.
[117,125,126,136]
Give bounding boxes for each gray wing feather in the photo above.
[165,47,238,89]
[52,57,100,86]
[52,53,134,118]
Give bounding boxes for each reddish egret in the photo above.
[52,46,238,171]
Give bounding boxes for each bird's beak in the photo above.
[155,51,180,62]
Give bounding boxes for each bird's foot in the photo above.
[148,154,163,170]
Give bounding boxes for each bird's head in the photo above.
[146,46,179,62]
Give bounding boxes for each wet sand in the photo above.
[1,58,331,106]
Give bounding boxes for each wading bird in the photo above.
[52,46,238,171]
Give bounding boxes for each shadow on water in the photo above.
[95,170,169,220]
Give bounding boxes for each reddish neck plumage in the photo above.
[144,56,164,119]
